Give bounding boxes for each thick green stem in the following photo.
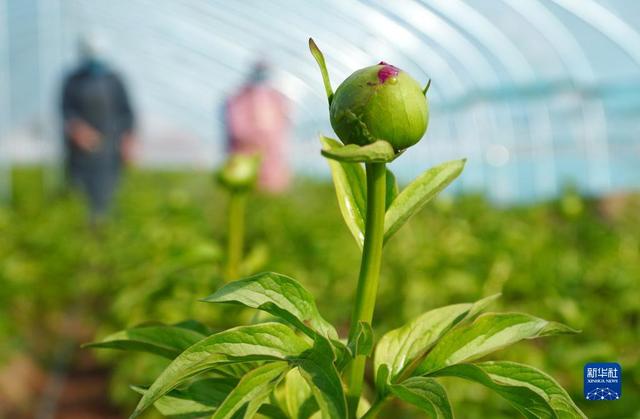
[224,191,246,281]
[346,162,386,417]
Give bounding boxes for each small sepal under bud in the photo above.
[320,136,401,163]
[308,38,334,105]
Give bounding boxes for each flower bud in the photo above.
[329,62,429,151]
[217,154,260,192]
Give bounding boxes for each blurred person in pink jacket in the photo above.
[224,62,291,193]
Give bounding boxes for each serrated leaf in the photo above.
[321,140,397,163]
[384,159,465,243]
[131,377,237,418]
[374,294,499,383]
[84,323,206,359]
[131,323,311,418]
[385,168,399,210]
[202,272,338,341]
[417,313,578,375]
[213,362,290,419]
[297,337,347,419]
[320,136,366,249]
[348,321,373,357]
[390,377,452,419]
[431,361,586,419]
[308,38,333,105]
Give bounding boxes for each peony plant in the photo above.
[86,39,586,419]
[216,153,260,280]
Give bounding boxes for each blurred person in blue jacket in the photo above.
[61,34,135,224]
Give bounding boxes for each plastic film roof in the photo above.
[1,0,639,202]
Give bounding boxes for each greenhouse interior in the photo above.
[0,1,638,418]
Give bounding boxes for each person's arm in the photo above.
[62,74,101,152]
[113,75,135,133]
[112,75,136,162]
[61,76,75,123]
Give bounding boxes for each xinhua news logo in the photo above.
[584,362,622,401]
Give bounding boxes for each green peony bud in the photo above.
[217,154,260,192]
[329,62,429,152]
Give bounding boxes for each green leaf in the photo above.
[390,377,452,419]
[213,362,290,419]
[282,368,318,419]
[131,377,237,418]
[321,140,397,163]
[132,381,289,419]
[375,304,471,384]
[297,337,347,419]
[202,272,338,341]
[375,364,390,395]
[330,340,352,373]
[348,321,373,357]
[308,38,333,105]
[374,295,499,383]
[417,313,578,375]
[215,362,263,379]
[465,293,501,320]
[320,136,366,248]
[84,323,206,359]
[384,159,466,243]
[283,368,311,418]
[258,404,290,419]
[173,319,210,336]
[385,168,399,210]
[479,362,586,418]
[431,362,586,418]
[131,323,311,418]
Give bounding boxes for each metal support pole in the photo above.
[0,0,12,204]
[38,0,65,196]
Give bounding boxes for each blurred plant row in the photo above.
[1,167,638,418]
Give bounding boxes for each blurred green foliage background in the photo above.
[1,168,638,418]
